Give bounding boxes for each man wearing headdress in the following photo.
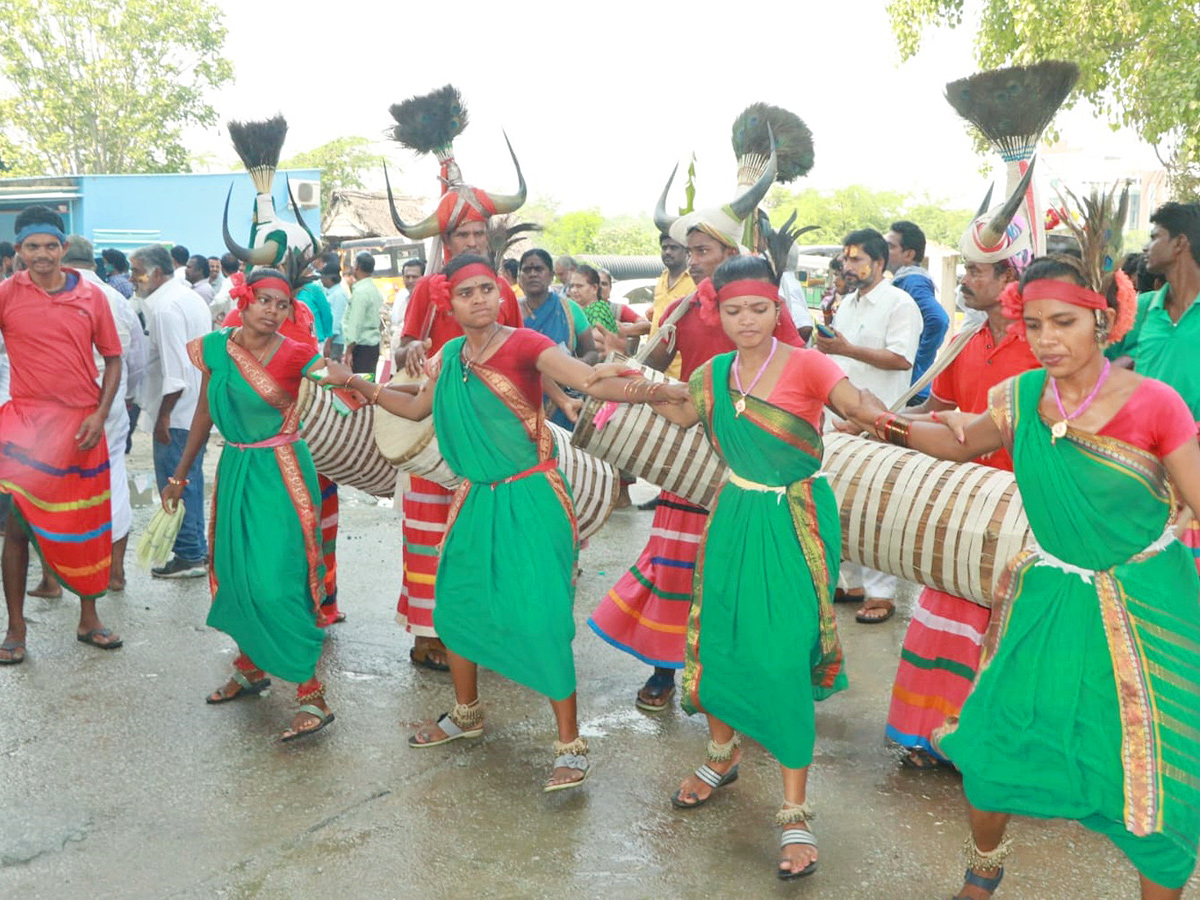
[384,86,526,670]
[884,174,1041,768]
[588,154,806,712]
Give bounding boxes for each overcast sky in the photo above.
[199,0,1160,215]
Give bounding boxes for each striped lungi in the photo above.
[886,587,990,759]
[588,490,707,668]
[317,475,340,625]
[0,400,112,598]
[396,475,454,637]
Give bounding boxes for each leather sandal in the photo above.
[206,670,271,704]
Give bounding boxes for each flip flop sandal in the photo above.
[408,709,484,748]
[855,600,895,624]
[0,639,26,665]
[76,628,123,649]
[952,866,1004,899]
[900,747,948,770]
[778,826,818,880]
[635,673,676,712]
[670,762,740,809]
[409,645,450,672]
[833,588,865,604]
[280,704,335,743]
[206,671,272,704]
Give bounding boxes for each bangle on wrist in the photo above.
[168,476,189,487]
[371,382,384,404]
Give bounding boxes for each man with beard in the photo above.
[814,228,922,624]
[132,244,212,578]
[588,153,803,712]
[884,185,1040,769]
[0,206,123,664]
[1107,201,1200,574]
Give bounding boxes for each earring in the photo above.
[1093,309,1110,346]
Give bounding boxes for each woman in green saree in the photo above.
[851,256,1200,899]
[162,267,334,743]
[649,256,878,880]
[328,254,651,792]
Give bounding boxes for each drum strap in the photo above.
[889,318,985,411]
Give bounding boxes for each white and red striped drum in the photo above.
[296,379,398,498]
[570,356,726,508]
[821,433,1032,607]
[373,396,621,540]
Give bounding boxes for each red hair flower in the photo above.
[228,272,255,311]
[998,281,1025,337]
[426,273,452,314]
[696,278,720,326]
[1109,269,1137,343]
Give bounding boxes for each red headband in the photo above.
[448,262,496,288]
[228,273,292,311]
[428,263,498,313]
[1000,271,1137,342]
[697,278,780,326]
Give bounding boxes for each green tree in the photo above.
[281,137,380,209]
[887,0,1200,198]
[0,0,232,175]
[593,217,662,256]
[765,184,973,248]
[543,209,604,256]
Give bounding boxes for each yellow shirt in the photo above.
[650,269,695,381]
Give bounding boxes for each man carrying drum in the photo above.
[587,149,805,713]
[883,175,1040,769]
[385,87,525,672]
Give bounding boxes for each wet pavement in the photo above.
[1,436,1193,899]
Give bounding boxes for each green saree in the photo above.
[189,331,326,684]
[940,370,1200,889]
[432,335,579,701]
[682,353,847,769]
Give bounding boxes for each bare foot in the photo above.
[28,576,62,599]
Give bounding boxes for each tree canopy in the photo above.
[0,0,232,175]
[888,0,1200,198]
[280,137,380,210]
[765,184,974,248]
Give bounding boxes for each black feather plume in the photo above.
[227,116,288,172]
[945,61,1079,160]
[487,217,543,269]
[757,210,818,280]
[731,103,814,183]
[388,85,468,155]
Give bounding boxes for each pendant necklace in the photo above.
[462,325,501,382]
[732,337,779,416]
[235,328,274,364]
[1049,359,1110,443]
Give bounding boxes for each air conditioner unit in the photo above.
[292,179,321,208]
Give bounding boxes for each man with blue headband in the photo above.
[0,205,124,664]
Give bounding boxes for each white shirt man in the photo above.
[814,230,922,621]
[140,273,210,432]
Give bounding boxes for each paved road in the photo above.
[0,441,1188,898]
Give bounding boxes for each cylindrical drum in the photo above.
[374,399,620,541]
[821,433,1032,607]
[297,379,398,498]
[371,376,459,486]
[569,355,726,508]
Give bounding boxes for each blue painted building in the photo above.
[0,170,321,255]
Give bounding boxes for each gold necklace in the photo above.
[236,328,275,364]
[462,325,501,382]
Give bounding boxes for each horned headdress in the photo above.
[382,85,526,260]
[946,61,1080,269]
[221,116,321,269]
